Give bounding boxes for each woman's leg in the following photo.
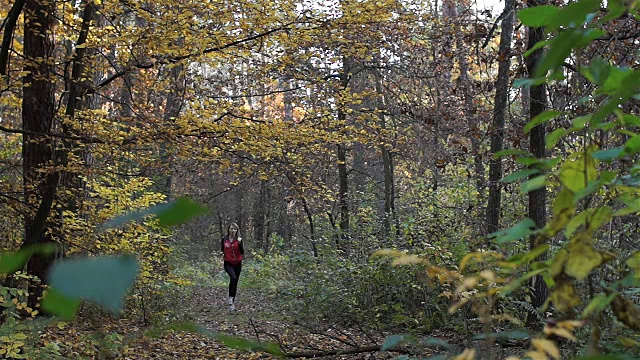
[230,263,242,298]
[229,263,242,299]
[223,262,238,299]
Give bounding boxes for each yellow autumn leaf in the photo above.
[532,338,561,360]
[619,336,640,347]
[627,251,640,278]
[550,278,581,312]
[525,350,548,360]
[557,319,585,331]
[453,348,476,360]
[544,325,577,341]
[392,254,424,266]
[548,249,568,278]
[565,242,602,280]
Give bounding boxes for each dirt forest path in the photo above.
[112,278,400,360]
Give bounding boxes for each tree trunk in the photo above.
[455,23,485,204]
[337,143,350,249]
[253,179,267,253]
[526,0,549,326]
[375,68,396,240]
[160,61,184,200]
[301,197,318,257]
[486,0,515,236]
[22,0,57,308]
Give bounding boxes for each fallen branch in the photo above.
[284,345,413,358]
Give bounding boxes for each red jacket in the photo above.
[221,236,244,264]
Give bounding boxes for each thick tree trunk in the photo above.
[486,0,515,236]
[526,0,549,326]
[22,0,57,308]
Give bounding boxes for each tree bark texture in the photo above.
[526,0,549,324]
[22,0,57,308]
[486,0,515,236]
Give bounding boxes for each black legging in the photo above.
[224,261,242,298]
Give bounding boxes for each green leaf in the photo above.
[601,0,628,23]
[622,114,640,127]
[521,175,546,193]
[513,77,547,88]
[624,135,640,155]
[535,30,581,77]
[493,149,531,158]
[501,169,540,183]
[547,0,601,30]
[0,243,58,274]
[592,147,623,162]
[516,156,540,166]
[491,218,537,244]
[565,210,593,239]
[558,153,597,193]
[598,66,634,95]
[381,334,405,351]
[583,57,612,86]
[573,180,604,204]
[525,110,562,134]
[524,40,550,58]
[570,115,592,131]
[156,197,208,227]
[101,197,208,229]
[40,288,81,321]
[517,5,560,27]
[546,128,566,149]
[536,29,605,77]
[553,187,575,214]
[521,244,551,265]
[582,292,618,319]
[48,256,138,312]
[589,206,613,232]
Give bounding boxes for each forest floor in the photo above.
[39,285,417,359]
[37,268,524,359]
